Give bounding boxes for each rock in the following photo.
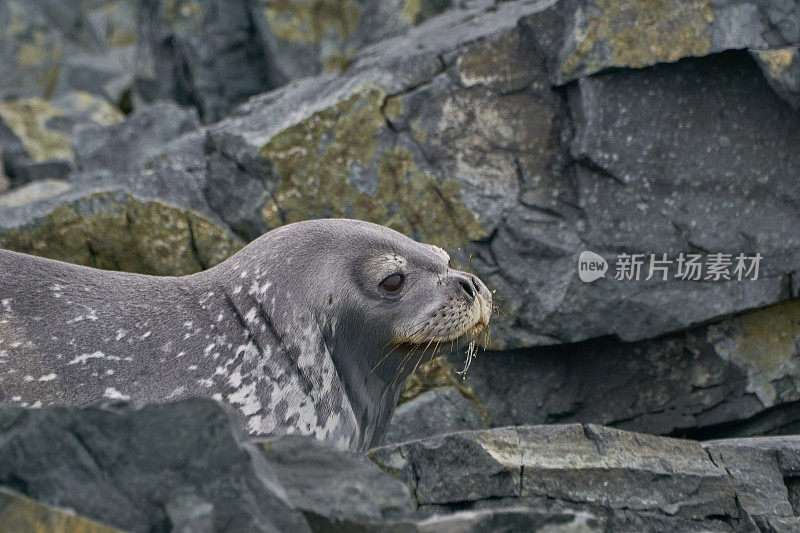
[0,184,242,275]
[369,424,800,530]
[556,51,800,343]
[134,0,274,123]
[703,436,800,531]
[751,45,800,109]
[0,0,136,104]
[379,508,602,532]
[0,148,8,193]
[0,91,124,186]
[555,0,800,83]
[0,398,312,533]
[0,178,71,207]
[250,0,455,84]
[149,1,799,349]
[260,434,414,529]
[0,487,124,533]
[73,100,200,174]
[385,387,486,445]
[2,0,796,350]
[448,299,800,440]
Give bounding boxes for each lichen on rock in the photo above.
[559,0,713,82]
[707,300,800,408]
[0,192,242,275]
[259,86,484,247]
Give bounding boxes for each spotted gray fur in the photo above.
[0,219,491,451]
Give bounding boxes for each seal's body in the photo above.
[0,219,491,450]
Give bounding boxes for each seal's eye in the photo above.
[380,274,404,292]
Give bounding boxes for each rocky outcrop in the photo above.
[0,399,604,533]
[440,299,800,441]
[0,399,311,533]
[0,91,124,186]
[370,424,800,531]
[139,0,800,349]
[1,2,800,528]
[2,1,798,349]
[0,182,242,275]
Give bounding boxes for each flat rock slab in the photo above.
[371,424,800,531]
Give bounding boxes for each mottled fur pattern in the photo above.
[0,219,491,451]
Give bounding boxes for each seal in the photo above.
[0,218,491,450]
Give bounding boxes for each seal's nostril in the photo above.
[471,275,481,295]
[459,278,475,299]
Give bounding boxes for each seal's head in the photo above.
[240,218,491,448]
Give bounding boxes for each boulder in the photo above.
[260,434,414,529]
[703,436,800,531]
[370,424,800,531]
[73,100,200,175]
[554,0,800,83]
[385,387,486,445]
[0,91,124,185]
[250,0,455,85]
[134,0,273,123]
[0,180,242,275]
[0,398,311,533]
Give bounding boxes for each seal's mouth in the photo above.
[392,295,491,352]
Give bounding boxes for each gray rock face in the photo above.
[0,398,311,533]
[448,299,800,440]
[73,100,200,174]
[260,434,414,529]
[139,0,800,349]
[5,0,797,350]
[385,387,486,445]
[0,0,136,104]
[370,424,800,531]
[134,0,274,123]
[555,0,800,83]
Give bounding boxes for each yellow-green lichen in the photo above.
[410,118,427,143]
[0,192,243,275]
[560,0,713,80]
[259,88,485,247]
[0,97,73,163]
[163,0,205,32]
[262,0,361,43]
[58,91,125,126]
[14,28,63,98]
[322,46,355,72]
[754,47,796,78]
[707,300,800,406]
[401,0,422,23]
[0,488,124,533]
